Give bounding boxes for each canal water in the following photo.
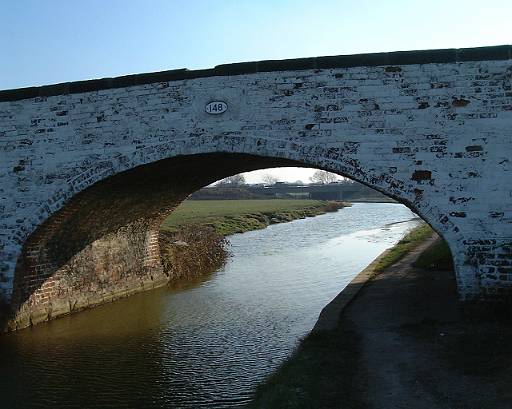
[0,203,420,408]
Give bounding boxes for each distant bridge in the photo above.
[1,45,511,329]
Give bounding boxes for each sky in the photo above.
[2,0,510,182]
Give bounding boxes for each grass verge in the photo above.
[372,223,434,273]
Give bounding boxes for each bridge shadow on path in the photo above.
[248,237,512,409]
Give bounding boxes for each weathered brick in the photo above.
[0,46,511,321]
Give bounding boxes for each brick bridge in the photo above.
[1,45,511,330]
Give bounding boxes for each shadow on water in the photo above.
[0,274,219,409]
[0,296,15,332]
[247,315,365,409]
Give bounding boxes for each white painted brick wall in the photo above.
[1,58,511,301]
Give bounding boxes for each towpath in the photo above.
[347,236,512,408]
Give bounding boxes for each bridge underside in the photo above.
[6,154,298,329]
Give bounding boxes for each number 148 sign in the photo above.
[205,101,228,115]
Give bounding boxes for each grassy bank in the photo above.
[161,199,349,236]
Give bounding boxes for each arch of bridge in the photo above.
[1,46,511,325]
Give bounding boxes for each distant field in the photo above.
[162,199,325,227]
[161,199,350,236]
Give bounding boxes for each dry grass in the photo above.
[159,226,229,281]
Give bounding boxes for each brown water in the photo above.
[0,203,420,408]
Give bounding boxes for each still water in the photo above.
[0,203,420,408]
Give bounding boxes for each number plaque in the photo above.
[205,101,228,115]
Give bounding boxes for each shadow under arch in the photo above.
[7,151,456,330]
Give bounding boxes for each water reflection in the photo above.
[0,203,419,408]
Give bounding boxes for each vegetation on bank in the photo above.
[161,199,349,236]
[372,223,435,273]
[371,222,455,275]
[159,199,349,283]
[159,226,229,282]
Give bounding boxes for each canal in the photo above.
[0,203,420,408]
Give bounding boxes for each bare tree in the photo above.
[217,174,246,186]
[261,173,280,185]
[309,170,339,184]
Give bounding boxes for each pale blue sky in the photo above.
[1,0,510,182]
[1,0,510,90]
